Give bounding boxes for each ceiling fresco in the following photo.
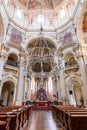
[32,62,51,72]
[18,0,63,10]
[28,39,55,48]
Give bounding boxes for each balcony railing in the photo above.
[6,60,19,67]
[65,60,77,68]
[65,60,79,73]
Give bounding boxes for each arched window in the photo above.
[59,8,65,19]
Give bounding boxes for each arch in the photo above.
[6,53,19,67]
[64,52,77,69]
[66,76,83,106]
[1,81,15,106]
[7,53,18,62]
[73,83,83,106]
[64,52,75,62]
[2,76,17,85]
[25,36,57,51]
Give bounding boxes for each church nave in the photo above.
[23,110,63,130]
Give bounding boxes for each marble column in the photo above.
[0,55,6,98]
[0,81,3,98]
[56,76,61,101]
[15,67,24,105]
[0,56,6,80]
[60,69,67,105]
[23,76,28,102]
[78,55,87,106]
[28,78,31,100]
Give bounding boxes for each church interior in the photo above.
[0,0,87,130]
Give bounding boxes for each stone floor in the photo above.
[23,110,63,130]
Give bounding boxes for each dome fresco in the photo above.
[5,0,78,30]
[18,0,63,10]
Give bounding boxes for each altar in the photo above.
[35,101,48,107]
[31,101,53,110]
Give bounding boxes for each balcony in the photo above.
[6,60,19,67]
[4,60,19,73]
[65,61,79,74]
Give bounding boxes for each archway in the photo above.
[1,81,15,106]
[66,77,83,106]
[73,83,83,106]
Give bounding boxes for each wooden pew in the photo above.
[0,120,8,130]
[52,105,87,130]
[0,105,32,130]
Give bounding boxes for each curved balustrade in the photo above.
[65,60,77,68]
[65,60,79,74]
[6,60,19,67]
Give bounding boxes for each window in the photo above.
[16,8,22,19]
[59,8,65,19]
[74,0,78,4]
[37,14,45,23]
[80,0,84,3]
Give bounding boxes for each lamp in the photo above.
[22,26,62,84]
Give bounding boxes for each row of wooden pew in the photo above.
[52,105,87,130]
[0,105,32,130]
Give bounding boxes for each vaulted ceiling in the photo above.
[17,0,64,10]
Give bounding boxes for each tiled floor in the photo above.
[23,110,63,130]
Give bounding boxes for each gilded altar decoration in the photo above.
[10,27,22,46]
[82,12,87,32]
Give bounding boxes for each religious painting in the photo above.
[59,32,72,45]
[36,88,47,101]
[28,0,41,9]
[43,0,53,9]
[10,27,22,46]
[82,12,87,32]
[63,32,72,42]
